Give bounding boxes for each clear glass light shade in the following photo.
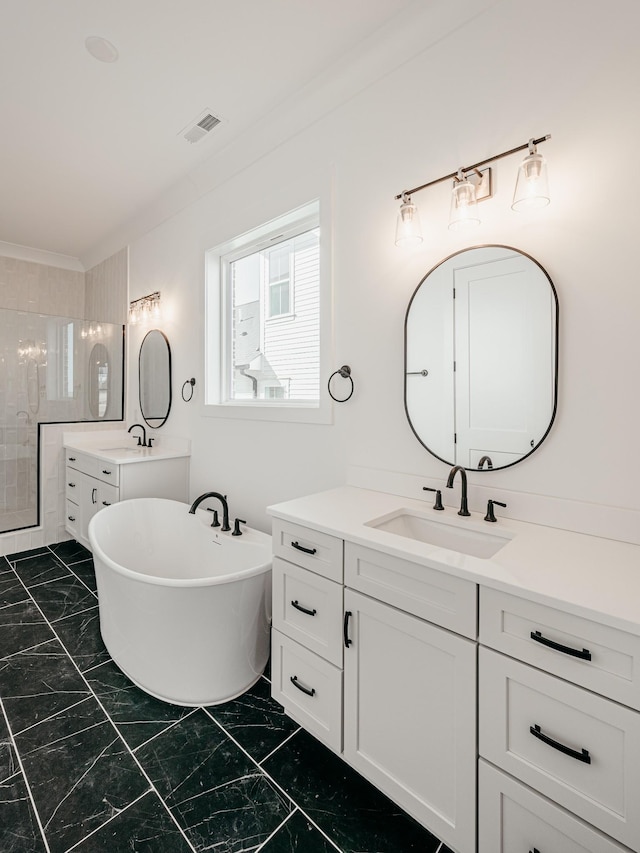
[448,179,480,230]
[512,152,550,210]
[395,199,423,247]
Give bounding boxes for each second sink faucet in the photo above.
[446,465,470,517]
[128,423,148,447]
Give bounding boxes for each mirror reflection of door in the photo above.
[88,343,109,419]
[405,246,558,471]
[139,329,171,428]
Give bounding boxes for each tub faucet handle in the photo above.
[207,508,220,528]
[232,518,246,536]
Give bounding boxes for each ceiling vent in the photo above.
[181,111,221,144]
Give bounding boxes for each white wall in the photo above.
[124,0,640,539]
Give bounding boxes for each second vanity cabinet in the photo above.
[65,448,189,550]
[271,524,477,853]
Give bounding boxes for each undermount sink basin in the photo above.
[98,446,142,452]
[365,509,512,558]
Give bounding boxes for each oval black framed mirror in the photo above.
[88,343,109,419]
[405,245,558,471]
[139,329,172,428]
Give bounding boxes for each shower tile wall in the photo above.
[85,247,128,325]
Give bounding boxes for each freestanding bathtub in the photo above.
[88,498,272,706]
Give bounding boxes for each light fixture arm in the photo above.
[394,134,551,201]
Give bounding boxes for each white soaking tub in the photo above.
[88,498,272,706]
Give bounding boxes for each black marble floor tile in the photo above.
[0,565,29,610]
[85,659,195,750]
[260,809,339,852]
[54,606,110,672]
[49,539,92,566]
[7,546,48,562]
[262,730,443,853]
[0,601,55,658]
[15,697,150,853]
[206,676,298,764]
[0,639,90,735]
[136,710,292,852]
[28,573,97,623]
[0,708,18,783]
[69,790,195,852]
[0,771,47,853]
[68,556,97,592]
[12,552,70,587]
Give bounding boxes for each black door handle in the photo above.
[290,675,315,697]
[291,541,317,555]
[291,600,317,616]
[530,724,591,764]
[344,610,352,648]
[531,630,591,661]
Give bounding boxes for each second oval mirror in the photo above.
[405,245,558,471]
[139,329,172,428]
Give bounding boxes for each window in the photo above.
[205,200,329,423]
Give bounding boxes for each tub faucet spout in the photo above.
[189,492,231,531]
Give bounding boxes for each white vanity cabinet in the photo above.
[271,524,478,853]
[479,587,640,852]
[65,448,189,551]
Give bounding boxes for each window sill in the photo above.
[202,400,332,425]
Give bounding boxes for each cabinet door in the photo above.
[343,589,476,853]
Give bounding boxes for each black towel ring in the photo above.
[328,365,354,402]
[181,378,196,402]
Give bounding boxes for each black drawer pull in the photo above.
[68,482,76,488]
[291,600,317,616]
[67,515,76,522]
[102,469,112,475]
[530,849,540,853]
[290,675,315,697]
[91,487,97,504]
[68,456,76,461]
[530,724,591,764]
[102,501,111,506]
[531,630,592,661]
[344,610,353,648]
[291,541,317,555]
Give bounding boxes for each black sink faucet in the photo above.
[188,492,231,532]
[446,465,470,517]
[128,423,148,447]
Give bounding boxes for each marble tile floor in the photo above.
[0,540,455,853]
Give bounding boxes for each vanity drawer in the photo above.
[65,499,79,538]
[344,542,477,638]
[65,469,82,501]
[480,586,640,710]
[479,647,640,848]
[66,451,97,477]
[95,462,119,487]
[97,482,119,509]
[272,557,343,667]
[272,519,343,582]
[271,628,342,753]
[479,760,632,853]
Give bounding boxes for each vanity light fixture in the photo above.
[394,134,551,244]
[395,193,423,246]
[448,169,481,230]
[129,291,161,326]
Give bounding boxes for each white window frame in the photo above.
[203,199,333,424]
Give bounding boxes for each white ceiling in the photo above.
[0,0,436,262]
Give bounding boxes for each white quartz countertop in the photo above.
[63,431,191,465]
[268,486,640,636]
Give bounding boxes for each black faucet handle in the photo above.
[136,436,142,446]
[484,499,507,523]
[147,438,154,448]
[422,487,444,511]
[207,508,220,528]
[232,518,246,536]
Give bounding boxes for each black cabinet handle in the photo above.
[531,630,592,661]
[291,600,317,616]
[68,456,76,461]
[102,469,112,475]
[290,675,315,697]
[91,487,97,504]
[102,501,111,506]
[530,848,540,853]
[67,515,76,522]
[344,610,353,648]
[291,541,317,555]
[530,724,591,764]
[68,482,76,488]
